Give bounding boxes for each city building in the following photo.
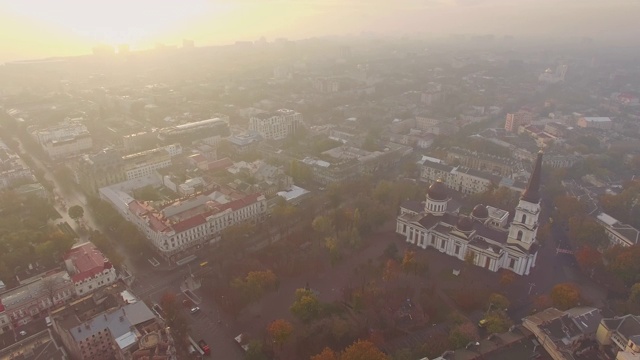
[0,270,75,330]
[122,146,175,181]
[420,159,510,196]
[227,131,263,153]
[53,301,160,360]
[446,147,518,177]
[313,77,340,93]
[0,139,34,189]
[523,307,602,360]
[301,144,411,185]
[538,64,568,84]
[75,144,180,194]
[75,148,126,194]
[504,110,534,132]
[577,117,613,130]
[157,118,229,144]
[596,314,640,359]
[0,329,68,359]
[64,242,117,296]
[127,191,267,264]
[397,152,545,276]
[31,122,93,160]
[596,213,640,247]
[249,109,303,140]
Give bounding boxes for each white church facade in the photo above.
[396,151,544,276]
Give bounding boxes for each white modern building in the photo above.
[127,191,267,264]
[249,109,303,140]
[397,152,545,276]
[32,122,93,160]
[64,242,117,296]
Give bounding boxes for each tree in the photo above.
[630,283,640,305]
[499,271,516,287]
[484,310,513,334]
[551,283,581,310]
[568,217,607,248]
[232,270,278,303]
[554,195,586,222]
[448,322,479,348]
[290,288,320,322]
[575,246,604,275]
[605,245,640,285]
[383,259,401,281]
[311,347,338,360]
[533,294,552,310]
[267,319,293,349]
[312,215,334,236]
[401,250,417,274]
[488,293,510,311]
[41,275,59,309]
[245,340,268,360]
[341,340,389,360]
[68,205,84,221]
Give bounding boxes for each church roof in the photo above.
[427,179,448,201]
[522,150,543,203]
[400,200,424,213]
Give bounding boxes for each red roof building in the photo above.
[64,242,117,296]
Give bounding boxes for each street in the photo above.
[17,139,245,359]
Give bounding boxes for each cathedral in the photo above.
[396,151,544,276]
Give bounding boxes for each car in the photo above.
[190,306,200,314]
[19,330,27,336]
[478,319,488,328]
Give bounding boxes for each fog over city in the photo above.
[1,1,640,360]
[1,0,640,61]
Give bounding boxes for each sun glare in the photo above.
[3,0,219,49]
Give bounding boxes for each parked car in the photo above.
[190,306,200,314]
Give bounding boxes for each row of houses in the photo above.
[0,243,117,334]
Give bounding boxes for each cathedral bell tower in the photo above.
[508,151,543,245]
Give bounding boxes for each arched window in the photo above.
[517,230,523,241]
[521,214,527,224]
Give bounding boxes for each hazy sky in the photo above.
[1,0,638,62]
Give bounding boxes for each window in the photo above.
[455,245,460,255]
[521,214,527,223]
[509,258,516,268]
[517,231,523,241]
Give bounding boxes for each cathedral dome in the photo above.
[472,204,489,219]
[456,216,474,232]
[428,180,448,201]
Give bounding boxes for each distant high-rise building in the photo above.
[249,109,303,140]
[182,39,195,48]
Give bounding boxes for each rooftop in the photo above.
[64,242,112,283]
[0,271,72,310]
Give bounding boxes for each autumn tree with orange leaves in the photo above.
[341,340,389,360]
[310,340,388,360]
[267,319,294,349]
[310,347,338,360]
[551,283,581,310]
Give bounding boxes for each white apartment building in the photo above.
[122,146,175,181]
[249,109,303,140]
[64,242,117,296]
[127,192,267,264]
[32,122,93,160]
[419,159,502,195]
